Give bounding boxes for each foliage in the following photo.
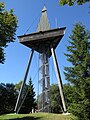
[63,83,78,113]
[0,83,17,115]
[59,0,90,6]
[64,23,90,120]
[50,84,63,113]
[15,80,22,92]
[0,2,17,64]
[0,79,36,114]
[19,78,36,113]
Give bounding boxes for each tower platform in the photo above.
[18,27,66,57]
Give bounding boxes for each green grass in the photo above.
[0,112,73,120]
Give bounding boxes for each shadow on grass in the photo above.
[10,116,42,120]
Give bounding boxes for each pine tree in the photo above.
[64,23,90,120]
[19,78,36,113]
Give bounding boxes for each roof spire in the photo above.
[36,5,50,32]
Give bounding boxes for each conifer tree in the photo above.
[19,78,36,113]
[64,23,90,120]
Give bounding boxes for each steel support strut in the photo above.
[14,49,34,113]
[51,47,66,113]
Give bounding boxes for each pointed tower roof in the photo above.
[36,6,50,32]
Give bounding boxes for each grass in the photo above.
[0,112,73,120]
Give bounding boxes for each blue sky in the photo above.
[0,0,90,94]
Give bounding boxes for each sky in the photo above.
[0,0,90,95]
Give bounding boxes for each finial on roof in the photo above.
[42,5,47,12]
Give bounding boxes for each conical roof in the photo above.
[36,6,50,32]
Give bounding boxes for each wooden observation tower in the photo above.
[15,6,67,113]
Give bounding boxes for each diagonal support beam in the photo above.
[51,47,66,113]
[14,49,34,113]
[16,87,29,114]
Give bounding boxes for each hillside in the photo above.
[0,112,73,120]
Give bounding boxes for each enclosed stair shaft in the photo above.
[38,53,50,112]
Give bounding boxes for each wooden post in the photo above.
[51,47,66,112]
[14,49,34,113]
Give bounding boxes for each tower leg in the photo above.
[51,47,66,113]
[14,49,34,113]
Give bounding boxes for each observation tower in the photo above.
[15,6,66,113]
